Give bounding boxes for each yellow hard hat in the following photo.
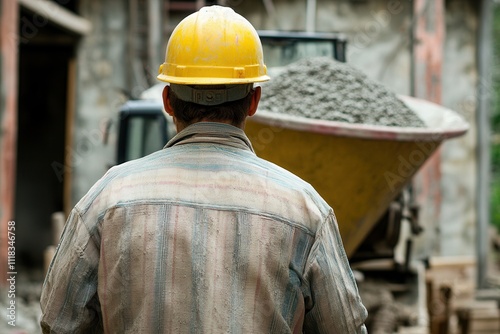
[157,5,269,85]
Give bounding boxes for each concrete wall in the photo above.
[232,0,477,259]
[234,0,413,94]
[438,0,478,256]
[70,0,131,205]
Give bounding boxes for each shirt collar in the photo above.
[164,122,255,153]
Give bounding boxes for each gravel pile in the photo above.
[259,57,426,128]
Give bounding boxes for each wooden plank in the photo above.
[469,319,500,332]
[0,0,19,285]
[63,58,76,217]
[457,300,497,312]
[18,0,92,35]
[398,326,429,334]
[426,256,477,309]
[428,256,476,269]
[43,246,56,276]
[476,289,500,301]
[457,301,500,334]
[51,212,65,245]
[470,308,500,319]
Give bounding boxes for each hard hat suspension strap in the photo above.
[169,84,253,106]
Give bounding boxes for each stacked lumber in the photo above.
[398,326,429,334]
[425,256,477,334]
[456,301,500,334]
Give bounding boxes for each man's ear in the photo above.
[162,85,174,116]
[248,86,261,117]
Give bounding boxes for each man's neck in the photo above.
[175,119,245,133]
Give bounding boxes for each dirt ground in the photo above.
[0,268,43,334]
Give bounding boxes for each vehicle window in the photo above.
[263,41,333,68]
[126,116,166,161]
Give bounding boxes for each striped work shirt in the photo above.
[40,122,367,333]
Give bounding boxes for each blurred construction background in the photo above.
[1,0,500,333]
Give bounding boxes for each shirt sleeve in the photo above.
[40,209,103,334]
[302,210,368,334]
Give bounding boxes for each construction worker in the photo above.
[40,5,367,333]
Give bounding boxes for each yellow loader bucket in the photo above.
[246,96,469,257]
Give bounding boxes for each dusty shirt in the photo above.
[40,122,367,333]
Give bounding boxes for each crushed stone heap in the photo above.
[259,57,426,128]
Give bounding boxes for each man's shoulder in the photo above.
[74,151,166,214]
[249,155,332,214]
[251,154,313,188]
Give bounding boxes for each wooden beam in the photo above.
[413,0,445,104]
[0,0,19,284]
[411,0,445,254]
[18,0,92,35]
[64,58,76,217]
[148,0,163,79]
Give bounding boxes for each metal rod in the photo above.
[128,0,137,90]
[476,0,493,290]
[148,0,162,80]
[257,30,346,42]
[305,0,316,32]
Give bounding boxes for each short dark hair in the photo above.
[168,88,253,127]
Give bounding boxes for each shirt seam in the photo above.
[74,207,101,251]
[96,199,317,237]
[302,208,335,275]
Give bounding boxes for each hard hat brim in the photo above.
[157,74,270,85]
